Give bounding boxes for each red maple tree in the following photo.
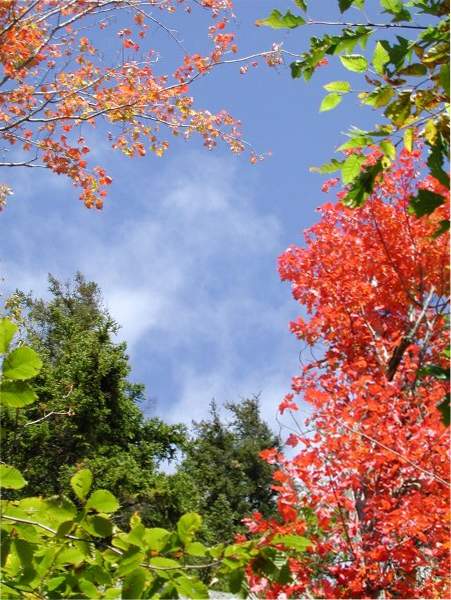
[247,149,450,598]
[0,0,252,209]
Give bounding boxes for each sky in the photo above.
[1,1,384,430]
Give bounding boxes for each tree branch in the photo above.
[305,19,428,30]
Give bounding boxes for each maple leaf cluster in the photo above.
[0,0,244,208]
[248,149,450,598]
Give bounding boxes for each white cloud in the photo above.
[3,152,301,428]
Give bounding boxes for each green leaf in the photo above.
[2,347,42,381]
[174,576,209,599]
[0,381,37,407]
[0,465,27,489]
[385,93,412,127]
[46,576,66,592]
[177,513,202,544]
[320,93,343,112]
[122,568,147,599]
[380,140,396,160]
[56,520,74,538]
[149,556,181,570]
[13,539,34,569]
[80,515,113,537]
[228,567,245,594]
[380,0,402,12]
[409,189,444,216]
[290,61,303,79]
[323,80,351,93]
[116,549,145,577]
[432,219,450,238]
[143,528,171,552]
[380,0,412,20]
[342,154,366,184]
[86,490,119,513]
[272,534,311,552]
[427,138,449,187]
[340,54,368,72]
[337,136,372,151]
[439,64,450,99]
[70,469,93,501]
[437,395,450,427]
[256,9,305,29]
[1,534,10,567]
[419,364,449,380]
[338,0,355,12]
[342,159,384,207]
[185,541,207,557]
[373,41,390,75]
[55,546,85,566]
[0,319,17,354]
[41,496,77,527]
[79,579,99,599]
[398,63,427,76]
[404,128,414,151]
[310,159,343,174]
[360,86,394,107]
[127,524,146,548]
[295,0,307,10]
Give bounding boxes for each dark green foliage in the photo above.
[1,274,280,543]
[1,274,187,526]
[179,398,280,544]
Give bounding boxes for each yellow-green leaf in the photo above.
[0,381,37,407]
[256,9,305,29]
[86,490,119,513]
[340,54,368,73]
[0,319,17,355]
[380,140,396,160]
[320,93,343,112]
[0,465,27,489]
[404,128,414,152]
[2,347,42,381]
[342,154,366,184]
[323,81,351,93]
[70,469,93,501]
[372,41,390,75]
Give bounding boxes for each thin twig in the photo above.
[305,19,428,30]
[331,415,450,487]
[25,410,73,426]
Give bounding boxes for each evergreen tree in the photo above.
[1,274,186,526]
[179,397,280,544]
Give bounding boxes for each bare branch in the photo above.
[25,410,73,426]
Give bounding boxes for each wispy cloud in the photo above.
[3,152,301,428]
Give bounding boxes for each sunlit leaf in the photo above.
[256,9,305,29]
[177,513,202,544]
[2,347,42,381]
[86,490,119,513]
[340,54,368,72]
[320,93,343,112]
[0,319,17,354]
[0,465,27,489]
[0,381,37,407]
[70,469,93,501]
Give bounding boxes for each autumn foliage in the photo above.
[249,150,450,598]
[0,0,245,208]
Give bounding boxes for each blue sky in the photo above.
[2,1,382,427]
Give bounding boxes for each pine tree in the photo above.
[179,397,280,544]
[2,274,186,527]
